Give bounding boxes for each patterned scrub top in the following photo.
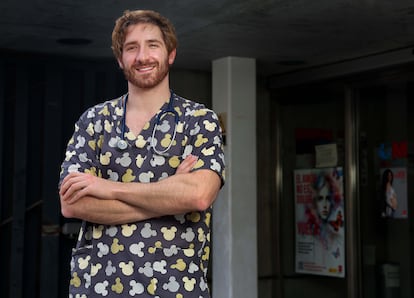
[59,93,226,298]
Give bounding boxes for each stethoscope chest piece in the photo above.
[117,139,128,150]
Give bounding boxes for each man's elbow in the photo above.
[190,170,221,211]
[193,187,220,211]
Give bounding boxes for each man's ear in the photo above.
[117,58,124,69]
[168,49,176,65]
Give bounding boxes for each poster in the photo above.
[376,141,408,219]
[294,167,345,277]
[379,167,407,219]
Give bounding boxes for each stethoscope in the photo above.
[117,92,179,156]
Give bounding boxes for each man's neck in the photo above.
[127,80,171,112]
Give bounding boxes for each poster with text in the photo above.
[294,167,345,277]
[379,167,408,219]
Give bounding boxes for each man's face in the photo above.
[118,23,176,89]
[315,184,331,221]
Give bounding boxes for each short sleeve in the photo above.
[58,107,101,188]
[186,107,226,187]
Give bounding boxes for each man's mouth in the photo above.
[136,65,155,73]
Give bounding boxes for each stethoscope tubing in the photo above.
[117,92,179,156]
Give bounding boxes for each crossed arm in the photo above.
[59,155,221,225]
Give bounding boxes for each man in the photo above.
[59,10,225,297]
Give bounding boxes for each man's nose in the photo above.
[136,47,149,62]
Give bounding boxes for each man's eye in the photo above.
[126,46,137,51]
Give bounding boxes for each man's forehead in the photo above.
[126,23,162,37]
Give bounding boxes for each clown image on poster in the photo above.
[294,167,345,277]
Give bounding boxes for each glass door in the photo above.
[275,82,348,298]
[356,70,414,298]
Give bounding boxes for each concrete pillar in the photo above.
[212,57,257,298]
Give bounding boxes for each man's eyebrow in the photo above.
[124,41,137,46]
[146,39,163,44]
[124,39,162,46]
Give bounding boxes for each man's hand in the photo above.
[176,154,198,174]
[59,172,116,204]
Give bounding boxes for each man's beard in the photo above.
[123,58,170,89]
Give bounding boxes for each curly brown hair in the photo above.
[111,10,177,60]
